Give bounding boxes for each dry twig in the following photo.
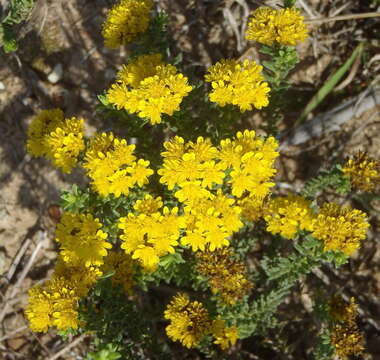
[306,12,380,24]
[47,334,87,360]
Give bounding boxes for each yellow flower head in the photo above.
[197,248,252,305]
[246,7,308,46]
[102,0,153,48]
[312,203,369,256]
[27,109,85,173]
[26,275,80,333]
[83,132,153,197]
[134,194,163,215]
[238,195,267,222]
[164,293,213,348]
[329,296,358,324]
[101,251,135,294]
[25,285,54,332]
[158,135,224,191]
[264,195,315,239]
[55,212,111,268]
[219,130,279,198]
[181,191,243,252]
[27,108,64,156]
[329,296,365,359]
[119,206,185,271]
[106,54,192,124]
[205,59,270,112]
[343,151,380,192]
[212,318,239,350]
[54,257,101,297]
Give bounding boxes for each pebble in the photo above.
[0,81,5,91]
[105,68,116,81]
[47,63,63,84]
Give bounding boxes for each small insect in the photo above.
[47,204,62,224]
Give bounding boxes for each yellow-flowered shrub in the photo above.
[23,1,373,354]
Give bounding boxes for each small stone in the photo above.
[105,68,116,81]
[47,64,63,84]
[0,251,7,276]
[0,81,5,91]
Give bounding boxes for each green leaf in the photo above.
[284,0,297,7]
[2,25,18,53]
[3,37,18,52]
[297,43,364,125]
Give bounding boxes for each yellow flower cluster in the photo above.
[330,296,365,359]
[55,212,111,267]
[239,195,267,222]
[197,248,252,305]
[205,59,270,112]
[164,293,212,348]
[102,0,153,48]
[26,276,80,333]
[343,151,380,192]
[264,195,315,239]
[134,194,163,214]
[119,201,185,271]
[107,54,192,124]
[212,318,239,350]
[83,132,153,197]
[158,135,222,191]
[157,131,278,253]
[312,203,369,256]
[220,130,278,198]
[27,109,85,173]
[181,192,243,251]
[101,251,135,294]
[26,259,100,332]
[164,293,238,349]
[246,7,308,46]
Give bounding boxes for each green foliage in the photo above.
[313,327,334,360]
[86,343,122,360]
[0,0,34,52]
[136,11,170,55]
[301,164,351,198]
[60,185,91,213]
[138,249,196,289]
[81,279,169,359]
[261,45,299,91]
[312,301,335,360]
[60,184,145,240]
[283,0,297,7]
[261,236,324,282]
[260,45,299,135]
[221,236,348,340]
